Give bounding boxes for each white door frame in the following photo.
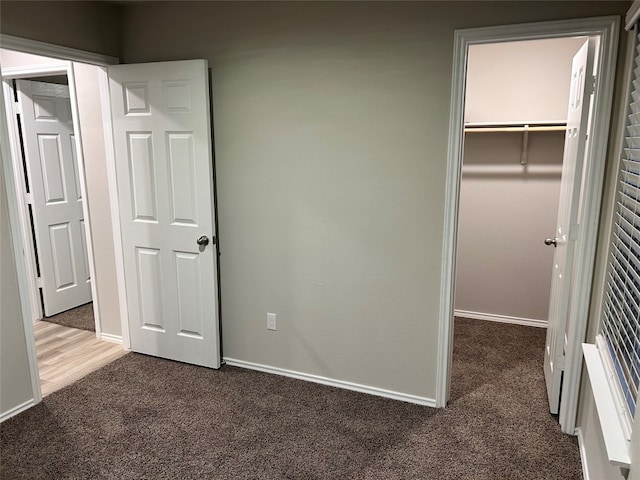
[437,16,620,435]
[0,34,119,408]
[97,69,131,350]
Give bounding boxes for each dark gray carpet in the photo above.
[0,317,581,479]
[43,302,95,332]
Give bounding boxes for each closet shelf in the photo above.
[463,122,567,165]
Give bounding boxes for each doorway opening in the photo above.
[1,48,124,398]
[452,36,588,409]
[437,16,620,435]
[1,40,222,409]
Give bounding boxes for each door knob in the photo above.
[544,237,557,247]
[196,235,209,246]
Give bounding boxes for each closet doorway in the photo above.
[453,36,593,414]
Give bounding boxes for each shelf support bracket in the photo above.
[520,124,529,165]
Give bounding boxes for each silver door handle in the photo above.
[197,235,209,246]
[544,237,557,247]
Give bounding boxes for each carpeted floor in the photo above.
[0,317,581,479]
[43,302,95,332]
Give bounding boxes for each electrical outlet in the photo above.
[267,313,277,331]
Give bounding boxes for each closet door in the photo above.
[543,38,596,414]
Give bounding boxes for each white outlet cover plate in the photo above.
[267,313,276,330]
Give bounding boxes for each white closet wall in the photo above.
[465,38,587,124]
[455,37,586,325]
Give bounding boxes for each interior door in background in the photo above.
[16,79,92,317]
[544,38,596,414]
[108,60,220,369]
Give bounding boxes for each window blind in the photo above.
[601,27,640,418]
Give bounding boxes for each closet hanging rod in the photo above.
[464,125,566,133]
[464,121,566,133]
[463,122,567,165]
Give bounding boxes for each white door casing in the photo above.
[17,79,92,317]
[108,60,220,368]
[544,38,596,414]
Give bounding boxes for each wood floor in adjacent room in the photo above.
[34,321,127,397]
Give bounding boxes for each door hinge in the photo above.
[36,277,43,288]
[25,193,33,204]
[587,75,596,95]
[13,100,22,116]
[569,224,580,241]
[556,354,566,370]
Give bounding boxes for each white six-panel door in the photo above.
[544,38,596,414]
[108,60,220,368]
[17,80,92,317]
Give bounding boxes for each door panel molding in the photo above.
[17,79,92,315]
[108,60,220,368]
[439,16,620,435]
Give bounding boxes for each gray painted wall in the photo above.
[116,1,630,400]
[0,1,120,58]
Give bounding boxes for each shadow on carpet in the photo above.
[0,317,581,479]
[43,302,94,332]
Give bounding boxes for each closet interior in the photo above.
[455,37,587,327]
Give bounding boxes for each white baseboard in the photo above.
[0,398,36,423]
[575,427,591,480]
[99,332,123,344]
[454,309,547,328]
[223,357,437,408]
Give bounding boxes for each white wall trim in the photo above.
[438,16,620,431]
[582,342,631,468]
[0,398,36,423]
[1,65,68,78]
[0,34,119,66]
[98,66,130,349]
[99,332,124,345]
[576,427,591,480]
[454,310,547,328]
[626,1,640,30]
[436,22,466,409]
[224,358,437,408]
